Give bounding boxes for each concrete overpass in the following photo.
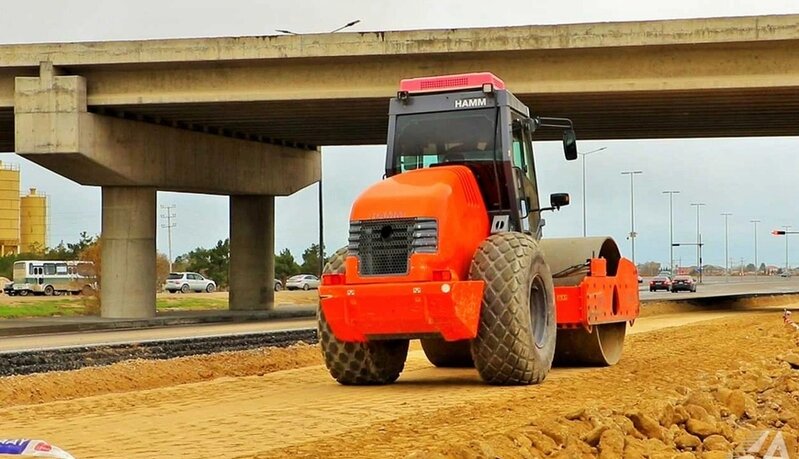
[0,14,797,317]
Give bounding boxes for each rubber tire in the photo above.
[318,247,409,385]
[421,338,474,367]
[43,285,54,296]
[181,284,190,294]
[19,290,29,297]
[469,232,556,385]
[303,283,310,291]
[206,283,216,293]
[274,282,282,292]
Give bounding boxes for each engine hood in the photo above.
[349,165,489,281]
[351,166,484,222]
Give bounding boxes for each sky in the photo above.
[1,0,798,269]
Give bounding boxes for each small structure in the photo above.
[20,188,47,252]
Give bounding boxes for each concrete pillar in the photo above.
[229,195,275,311]
[101,187,157,318]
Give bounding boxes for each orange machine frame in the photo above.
[319,255,639,343]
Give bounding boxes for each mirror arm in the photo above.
[534,117,574,130]
[529,206,560,214]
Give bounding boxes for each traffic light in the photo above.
[773,230,786,235]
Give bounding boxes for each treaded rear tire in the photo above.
[469,232,556,385]
[421,338,474,368]
[319,247,409,385]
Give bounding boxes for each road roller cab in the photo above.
[319,73,640,386]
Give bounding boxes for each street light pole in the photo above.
[663,191,680,273]
[784,225,792,273]
[750,220,760,276]
[721,213,732,280]
[690,203,706,283]
[579,147,607,237]
[621,171,643,265]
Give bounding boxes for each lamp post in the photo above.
[721,213,732,280]
[621,171,643,265]
[690,203,706,283]
[663,191,680,273]
[783,225,792,273]
[750,220,760,276]
[771,228,799,275]
[579,147,607,236]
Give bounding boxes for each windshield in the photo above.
[392,108,498,173]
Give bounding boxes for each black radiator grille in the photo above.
[349,218,437,276]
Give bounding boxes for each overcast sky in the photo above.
[1,0,798,269]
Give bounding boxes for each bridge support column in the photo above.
[229,195,275,311]
[100,186,157,318]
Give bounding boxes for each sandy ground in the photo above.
[1,302,798,458]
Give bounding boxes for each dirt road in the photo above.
[1,305,798,458]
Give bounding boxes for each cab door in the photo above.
[510,115,541,236]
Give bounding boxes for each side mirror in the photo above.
[519,196,531,219]
[550,193,570,210]
[562,129,578,161]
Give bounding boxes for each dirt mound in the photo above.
[0,343,321,406]
[641,293,799,317]
[412,326,799,458]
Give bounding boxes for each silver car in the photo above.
[285,274,320,291]
[165,272,217,293]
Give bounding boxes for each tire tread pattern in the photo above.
[469,232,556,385]
[318,248,409,385]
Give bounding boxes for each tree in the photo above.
[174,239,230,288]
[300,243,322,276]
[79,237,102,315]
[746,263,756,272]
[156,252,171,290]
[637,261,661,277]
[275,248,300,281]
[759,262,767,274]
[67,232,98,259]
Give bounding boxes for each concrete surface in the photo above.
[100,186,156,318]
[3,15,799,317]
[0,305,316,341]
[639,275,799,301]
[2,14,799,149]
[11,63,319,319]
[229,195,276,311]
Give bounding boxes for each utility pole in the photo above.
[160,205,176,273]
[621,171,643,265]
[663,191,680,273]
[579,147,607,236]
[750,220,760,276]
[721,212,732,281]
[690,203,706,283]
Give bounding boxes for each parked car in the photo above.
[164,272,216,293]
[286,274,320,291]
[649,276,672,292]
[780,272,792,278]
[274,279,283,291]
[670,275,697,293]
